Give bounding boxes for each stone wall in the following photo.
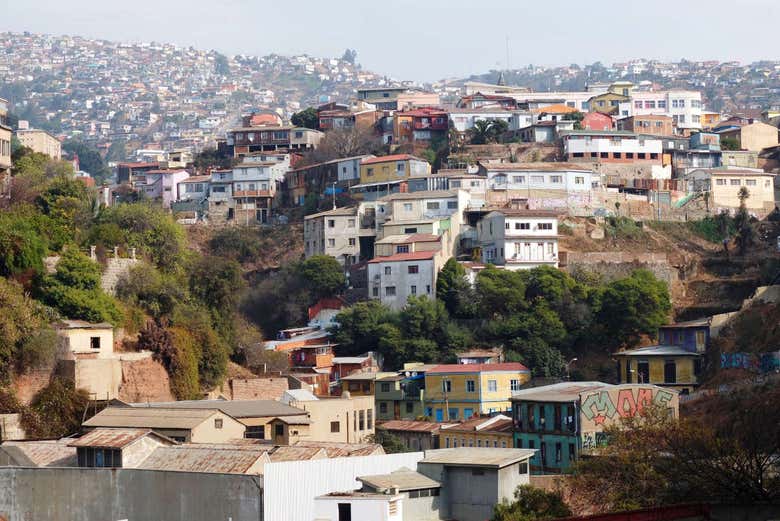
[118,357,174,403]
[0,467,263,521]
[565,251,678,286]
[226,377,289,401]
[12,364,56,406]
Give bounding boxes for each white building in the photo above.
[177,175,210,202]
[630,90,703,131]
[367,251,440,310]
[304,206,362,265]
[477,210,560,270]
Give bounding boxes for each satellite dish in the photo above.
[404,371,411,377]
[411,372,417,377]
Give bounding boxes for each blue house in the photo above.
[657,317,711,354]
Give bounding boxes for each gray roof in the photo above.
[359,468,440,491]
[660,318,711,328]
[511,382,612,403]
[138,445,268,474]
[304,206,358,219]
[127,399,307,419]
[614,345,700,357]
[83,407,221,430]
[419,448,536,468]
[0,440,77,467]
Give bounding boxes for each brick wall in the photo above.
[227,377,289,400]
[118,358,174,403]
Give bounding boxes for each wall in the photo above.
[368,258,436,311]
[70,358,122,400]
[263,452,423,521]
[0,467,263,521]
[227,377,289,400]
[118,356,174,403]
[292,396,375,443]
[58,327,114,357]
[0,414,25,441]
[314,496,401,521]
[190,411,246,442]
[123,435,171,468]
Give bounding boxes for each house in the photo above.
[415,448,535,521]
[511,382,679,472]
[284,394,377,443]
[177,175,210,202]
[0,439,76,467]
[367,251,439,310]
[82,406,246,443]
[617,115,674,136]
[477,209,560,269]
[133,169,190,208]
[317,101,379,131]
[456,348,503,365]
[228,126,322,157]
[116,161,159,185]
[267,415,314,445]
[231,159,289,224]
[439,414,513,449]
[352,155,431,201]
[356,87,409,111]
[338,371,393,398]
[376,420,446,451]
[286,155,373,206]
[375,371,427,421]
[332,354,380,382]
[613,345,701,394]
[630,90,704,132]
[123,399,309,441]
[314,491,403,521]
[448,108,517,133]
[393,108,449,147]
[582,112,613,131]
[657,318,713,354]
[716,121,779,152]
[55,320,114,359]
[517,121,564,143]
[563,130,663,164]
[304,206,362,265]
[356,468,442,521]
[456,93,518,110]
[68,428,175,468]
[15,129,62,159]
[138,443,270,475]
[588,92,631,116]
[424,363,531,421]
[685,168,776,213]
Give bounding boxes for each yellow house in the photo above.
[439,414,514,449]
[709,170,776,212]
[613,345,701,395]
[587,92,630,115]
[424,363,531,421]
[607,81,635,97]
[359,154,431,185]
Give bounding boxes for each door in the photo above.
[435,408,444,422]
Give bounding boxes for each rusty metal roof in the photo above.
[359,468,440,491]
[291,441,385,458]
[138,445,269,475]
[68,428,173,449]
[268,446,328,462]
[379,420,449,433]
[83,406,220,429]
[0,439,77,467]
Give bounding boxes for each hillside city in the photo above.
[0,29,779,521]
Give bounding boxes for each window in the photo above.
[590,152,598,158]
[626,152,634,159]
[678,115,685,124]
[347,219,355,227]
[644,101,656,109]
[555,442,562,463]
[730,179,741,186]
[275,424,284,436]
[348,238,356,246]
[367,167,374,176]
[530,175,544,184]
[538,222,553,230]
[550,175,562,183]
[214,418,223,429]
[464,408,474,419]
[406,402,414,413]
[569,443,576,462]
[328,219,335,228]
[650,153,659,160]
[510,379,520,391]
[638,153,646,159]
[90,336,101,350]
[410,285,417,295]
[634,101,643,108]
[380,383,390,393]
[613,152,622,159]
[745,179,756,186]
[664,360,677,383]
[505,222,510,230]
[447,201,458,209]
[245,426,264,439]
[442,380,452,393]
[426,285,431,294]
[372,287,379,297]
[516,222,530,230]
[359,410,365,430]
[512,175,526,184]
[519,461,528,474]
[367,409,373,429]
[449,408,459,420]
[488,380,497,392]
[385,286,396,296]
[403,203,412,211]
[572,152,584,158]
[540,442,547,466]
[426,202,440,210]
[338,503,352,521]
[328,239,335,247]
[658,100,666,109]
[477,439,482,447]
[408,265,419,274]
[396,162,405,172]
[396,245,409,253]
[329,420,341,433]
[716,178,726,186]
[384,266,392,275]
[637,360,650,383]
[466,380,476,392]
[574,176,584,185]
[403,227,417,234]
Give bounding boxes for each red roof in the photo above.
[118,162,159,168]
[398,108,448,117]
[362,154,424,165]
[368,251,437,263]
[427,363,529,374]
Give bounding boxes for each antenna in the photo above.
[505,35,510,72]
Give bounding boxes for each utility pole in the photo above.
[332,182,337,210]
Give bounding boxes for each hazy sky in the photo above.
[4,0,779,81]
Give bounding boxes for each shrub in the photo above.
[22,377,90,438]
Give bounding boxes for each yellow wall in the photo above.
[711,173,775,210]
[190,411,246,443]
[617,356,698,394]
[425,370,530,419]
[440,430,512,449]
[59,327,114,357]
[292,396,375,443]
[360,159,409,184]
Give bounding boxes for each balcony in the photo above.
[233,190,271,198]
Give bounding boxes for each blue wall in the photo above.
[512,401,580,472]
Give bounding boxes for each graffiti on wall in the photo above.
[579,385,677,431]
[720,352,780,373]
[582,431,609,450]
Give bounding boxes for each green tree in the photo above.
[720,136,740,151]
[291,107,319,130]
[469,119,509,144]
[511,339,566,378]
[734,187,754,255]
[21,377,90,438]
[189,255,245,344]
[436,258,477,318]
[476,267,527,317]
[563,110,585,130]
[0,210,48,277]
[368,429,409,454]
[116,263,187,319]
[492,485,572,521]
[597,270,670,350]
[62,139,110,181]
[208,227,263,263]
[299,255,345,299]
[37,249,124,325]
[330,300,398,356]
[213,52,231,76]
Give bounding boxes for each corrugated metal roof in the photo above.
[614,345,700,357]
[359,468,440,491]
[138,445,268,474]
[0,440,77,467]
[84,406,218,429]
[420,448,535,468]
[379,420,447,433]
[291,441,385,458]
[127,399,307,419]
[68,428,171,449]
[268,446,327,462]
[511,382,613,403]
[426,363,529,374]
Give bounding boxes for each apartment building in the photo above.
[0,97,10,177]
[562,130,663,164]
[304,206,363,265]
[716,121,779,152]
[15,128,62,159]
[228,126,322,157]
[393,107,449,146]
[351,154,431,201]
[477,209,560,269]
[617,115,675,136]
[134,169,190,208]
[686,168,777,213]
[367,251,440,310]
[286,155,372,206]
[630,90,703,131]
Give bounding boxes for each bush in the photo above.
[208,227,263,263]
[22,377,90,438]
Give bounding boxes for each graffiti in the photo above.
[582,431,609,450]
[721,352,780,373]
[580,386,677,430]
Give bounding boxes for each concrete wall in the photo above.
[292,396,375,443]
[419,463,497,521]
[0,414,25,441]
[0,467,263,521]
[69,358,122,400]
[59,327,114,357]
[190,411,246,442]
[401,494,442,521]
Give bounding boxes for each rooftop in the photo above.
[426,363,529,374]
[83,406,221,430]
[510,381,613,403]
[419,448,535,468]
[0,439,77,467]
[382,190,458,201]
[126,399,307,419]
[291,440,384,458]
[362,154,426,165]
[359,468,441,492]
[375,233,441,245]
[484,162,593,172]
[68,428,172,449]
[660,317,711,329]
[614,345,700,357]
[55,319,114,330]
[138,445,268,474]
[304,206,358,219]
[379,420,447,433]
[442,414,513,434]
[367,251,437,263]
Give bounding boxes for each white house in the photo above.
[630,90,703,131]
[367,251,440,310]
[304,206,362,265]
[477,210,560,270]
[177,175,210,202]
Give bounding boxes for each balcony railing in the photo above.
[233,190,271,198]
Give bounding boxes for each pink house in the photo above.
[135,169,190,208]
[582,112,613,131]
